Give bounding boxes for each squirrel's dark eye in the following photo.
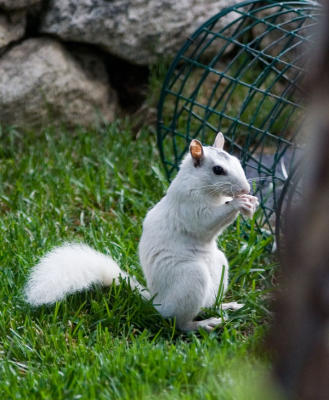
[213,165,225,175]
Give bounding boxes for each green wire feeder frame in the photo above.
[157,0,319,234]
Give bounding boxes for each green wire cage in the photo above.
[157,0,319,233]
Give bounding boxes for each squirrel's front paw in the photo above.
[231,194,259,218]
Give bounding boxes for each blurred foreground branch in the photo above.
[270,2,329,399]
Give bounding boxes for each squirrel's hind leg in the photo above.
[153,262,229,332]
[154,261,214,332]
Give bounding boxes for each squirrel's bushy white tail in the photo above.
[24,243,147,306]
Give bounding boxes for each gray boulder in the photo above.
[0,0,41,10]
[41,0,241,66]
[0,38,118,129]
[0,10,26,50]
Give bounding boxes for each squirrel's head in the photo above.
[186,132,250,198]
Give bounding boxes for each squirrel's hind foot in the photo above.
[221,302,244,311]
[179,317,226,332]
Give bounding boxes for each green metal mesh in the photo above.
[157,0,319,233]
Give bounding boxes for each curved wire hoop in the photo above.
[157,0,319,233]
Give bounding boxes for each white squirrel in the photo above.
[25,132,258,332]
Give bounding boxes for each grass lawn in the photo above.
[0,122,278,399]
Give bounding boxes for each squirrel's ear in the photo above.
[190,139,204,167]
[213,131,225,150]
